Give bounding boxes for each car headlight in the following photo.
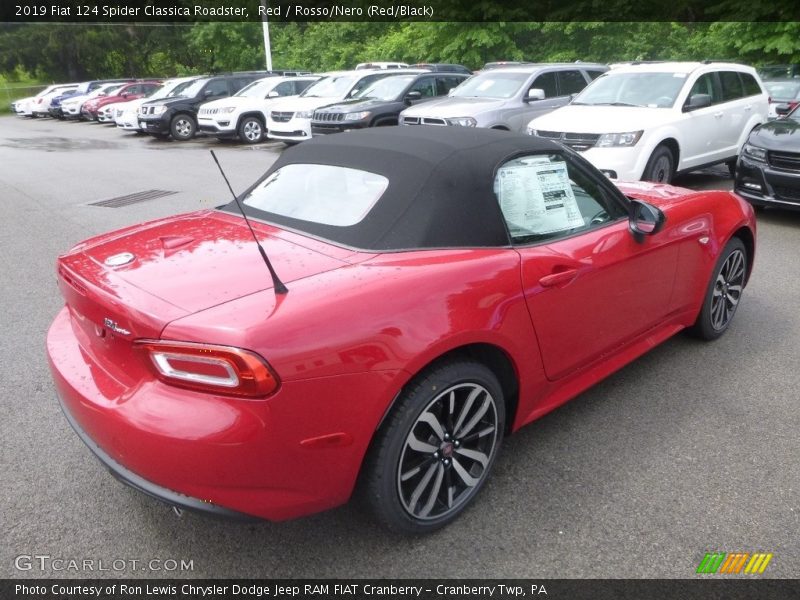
[344,111,371,121]
[218,107,236,114]
[155,105,167,115]
[596,131,643,147]
[742,142,767,162]
[295,110,314,119]
[446,117,477,127]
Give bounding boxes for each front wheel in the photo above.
[688,237,747,340]
[238,116,264,144]
[643,145,674,183]
[363,360,505,534]
[170,114,196,141]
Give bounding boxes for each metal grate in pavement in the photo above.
[89,189,177,208]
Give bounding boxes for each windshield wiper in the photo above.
[595,101,644,107]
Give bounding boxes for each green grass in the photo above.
[0,75,48,115]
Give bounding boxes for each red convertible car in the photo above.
[48,127,755,533]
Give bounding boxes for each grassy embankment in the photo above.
[0,75,48,115]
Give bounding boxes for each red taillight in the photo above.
[134,340,279,398]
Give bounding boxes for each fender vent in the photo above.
[89,189,177,208]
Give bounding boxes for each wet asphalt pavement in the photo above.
[0,115,797,579]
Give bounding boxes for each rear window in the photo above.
[242,164,388,227]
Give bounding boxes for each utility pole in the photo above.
[260,0,273,71]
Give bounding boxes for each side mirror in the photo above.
[775,104,791,116]
[629,200,666,241]
[120,93,130,99]
[684,93,712,112]
[405,90,423,103]
[266,91,279,98]
[526,88,545,101]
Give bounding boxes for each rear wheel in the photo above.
[238,116,264,144]
[363,360,505,534]
[688,237,747,340]
[643,145,674,183]
[170,114,196,141]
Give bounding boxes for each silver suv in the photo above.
[399,63,608,132]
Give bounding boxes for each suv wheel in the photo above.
[238,116,264,144]
[170,115,196,141]
[643,145,674,183]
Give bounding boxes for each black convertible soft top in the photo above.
[228,126,565,251]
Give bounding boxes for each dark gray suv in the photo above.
[399,63,608,133]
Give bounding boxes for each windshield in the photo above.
[764,80,800,101]
[573,72,687,108]
[301,75,360,98]
[243,164,388,227]
[235,78,276,98]
[96,83,124,96]
[148,79,190,100]
[177,78,210,98]
[451,72,529,99]
[354,75,416,100]
[162,80,196,98]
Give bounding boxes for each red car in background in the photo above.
[47,127,755,533]
[81,80,161,120]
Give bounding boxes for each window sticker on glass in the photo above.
[495,158,585,236]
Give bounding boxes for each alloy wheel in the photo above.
[397,383,498,521]
[710,248,745,331]
[242,120,262,142]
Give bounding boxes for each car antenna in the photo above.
[209,150,288,295]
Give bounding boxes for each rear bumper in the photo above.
[56,388,256,521]
[47,306,400,522]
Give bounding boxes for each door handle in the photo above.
[539,269,578,288]
[714,111,724,118]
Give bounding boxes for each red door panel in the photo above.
[518,219,679,380]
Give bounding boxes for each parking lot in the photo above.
[1,115,798,578]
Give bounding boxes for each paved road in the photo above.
[1,116,797,579]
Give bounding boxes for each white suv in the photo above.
[527,62,769,183]
[198,75,320,144]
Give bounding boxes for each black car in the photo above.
[311,71,469,134]
[735,106,800,210]
[137,74,265,140]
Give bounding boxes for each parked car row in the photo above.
[12,61,800,210]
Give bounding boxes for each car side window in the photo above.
[124,85,140,95]
[740,73,762,97]
[204,79,229,97]
[531,72,558,98]
[294,80,315,94]
[687,73,720,105]
[586,69,605,80]
[272,81,296,96]
[408,77,437,98]
[719,71,744,102]
[494,154,625,245]
[558,70,588,95]
[436,76,464,96]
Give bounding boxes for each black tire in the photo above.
[362,359,505,534]
[688,237,747,341]
[170,114,196,141]
[237,116,264,144]
[643,145,674,183]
